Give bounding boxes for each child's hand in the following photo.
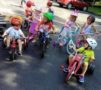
[53,29,58,34]
[96,32,100,35]
[35,28,39,32]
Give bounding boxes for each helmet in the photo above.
[10,16,22,26]
[71,10,79,17]
[26,1,33,7]
[87,15,95,23]
[86,38,97,49]
[35,6,42,12]
[43,12,53,21]
[47,1,53,7]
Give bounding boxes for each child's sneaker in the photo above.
[79,75,85,83]
[18,51,22,56]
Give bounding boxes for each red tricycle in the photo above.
[2,36,27,61]
[61,53,95,83]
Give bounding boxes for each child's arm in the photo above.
[75,22,80,28]
[2,32,8,37]
[92,25,97,33]
[51,25,56,33]
[64,20,68,27]
[76,47,85,53]
[19,30,26,38]
[80,23,86,33]
[2,27,11,37]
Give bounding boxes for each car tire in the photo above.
[67,3,72,9]
[59,3,63,7]
[82,7,88,11]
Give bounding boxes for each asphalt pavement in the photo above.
[0,0,101,90]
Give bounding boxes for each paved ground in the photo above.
[0,0,101,90]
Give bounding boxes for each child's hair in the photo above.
[47,1,53,7]
[87,15,95,23]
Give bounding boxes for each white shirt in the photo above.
[6,27,24,39]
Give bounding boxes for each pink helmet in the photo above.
[71,10,79,17]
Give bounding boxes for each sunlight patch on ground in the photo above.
[0,8,15,15]
[68,81,85,90]
[0,71,18,87]
[39,68,48,74]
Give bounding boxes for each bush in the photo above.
[95,1,101,6]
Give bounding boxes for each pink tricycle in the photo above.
[61,53,95,83]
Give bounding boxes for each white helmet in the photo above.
[86,38,97,49]
[35,6,42,12]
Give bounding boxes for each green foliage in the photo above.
[84,0,100,2]
[88,7,101,15]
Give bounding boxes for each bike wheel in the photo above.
[66,45,75,55]
[65,62,77,82]
[40,43,46,58]
[66,40,76,55]
[9,49,16,61]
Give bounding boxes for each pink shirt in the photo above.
[64,20,75,28]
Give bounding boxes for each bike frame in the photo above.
[65,53,84,81]
[66,26,78,55]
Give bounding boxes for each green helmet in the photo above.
[43,12,53,21]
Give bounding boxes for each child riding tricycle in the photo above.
[61,38,97,83]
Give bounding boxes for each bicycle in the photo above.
[2,35,27,61]
[37,29,51,58]
[53,26,79,51]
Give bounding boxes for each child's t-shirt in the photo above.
[38,21,53,32]
[82,23,93,34]
[32,12,41,22]
[77,47,95,62]
[5,27,24,39]
[64,20,75,28]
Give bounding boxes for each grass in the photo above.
[88,6,101,15]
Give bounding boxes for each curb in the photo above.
[88,11,101,17]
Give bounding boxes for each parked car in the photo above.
[56,0,89,11]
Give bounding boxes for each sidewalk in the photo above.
[0,0,24,16]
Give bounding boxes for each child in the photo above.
[20,0,26,7]
[64,10,79,28]
[47,1,54,14]
[77,15,97,47]
[59,10,79,47]
[25,1,33,17]
[28,6,42,39]
[2,16,25,55]
[36,12,55,33]
[69,38,97,83]
[24,1,33,29]
[81,15,97,34]
[36,12,55,46]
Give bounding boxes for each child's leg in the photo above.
[21,0,23,5]
[28,32,32,37]
[81,62,89,76]
[6,36,12,47]
[21,0,26,5]
[68,55,73,66]
[17,39,23,54]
